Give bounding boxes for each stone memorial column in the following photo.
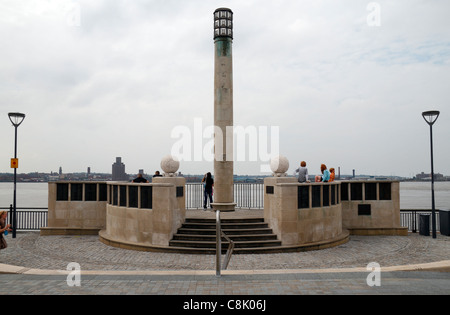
[211,8,236,212]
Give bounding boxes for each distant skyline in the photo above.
[1,167,448,179]
[1,0,449,178]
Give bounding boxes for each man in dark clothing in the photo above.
[202,172,214,210]
[132,174,149,183]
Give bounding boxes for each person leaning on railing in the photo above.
[0,211,12,250]
[132,173,149,183]
[202,172,214,210]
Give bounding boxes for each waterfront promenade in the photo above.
[0,210,449,295]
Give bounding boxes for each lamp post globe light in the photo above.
[422,110,440,239]
[8,112,26,239]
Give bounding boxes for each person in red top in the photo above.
[329,168,336,182]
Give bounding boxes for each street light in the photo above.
[422,110,440,239]
[8,112,25,239]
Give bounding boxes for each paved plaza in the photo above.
[0,272,449,296]
[0,210,449,295]
[2,231,450,272]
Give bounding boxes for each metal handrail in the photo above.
[215,210,234,277]
[216,210,221,277]
[221,231,235,270]
[400,209,441,233]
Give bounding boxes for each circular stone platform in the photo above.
[99,209,350,254]
[2,230,449,272]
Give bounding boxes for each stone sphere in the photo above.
[160,155,180,175]
[270,155,289,175]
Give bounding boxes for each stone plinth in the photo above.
[41,182,107,236]
[152,176,186,241]
[264,177,344,246]
[340,180,407,235]
[101,177,186,249]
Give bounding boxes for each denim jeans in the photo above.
[204,188,213,208]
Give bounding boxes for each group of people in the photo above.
[294,161,335,183]
[130,164,333,211]
[131,170,215,210]
[131,171,163,183]
[201,163,335,210]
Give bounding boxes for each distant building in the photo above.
[416,172,444,181]
[58,167,65,180]
[112,157,128,181]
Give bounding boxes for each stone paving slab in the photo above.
[0,272,449,295]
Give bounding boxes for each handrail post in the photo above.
[221,231,235,270]
[9,204,12,227]
[216,210,221,277]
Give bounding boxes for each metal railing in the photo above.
[400,209,441,233]
[6,208,440,234]
[0,184,445,234]
[216,210,234,277]
[185,184,207,209]
[185,183,264,210]
[0,206,48,231]
[234,183,264,209]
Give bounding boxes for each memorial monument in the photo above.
[41,8,407,254]
[211,8,236,212]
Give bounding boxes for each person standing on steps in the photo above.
[202,172,214,210]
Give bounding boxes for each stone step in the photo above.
[163,245,291,255]
[169,239,282,249]
[168,216,283,254]
[185,218,265,224]
[176,227,275,236]
[181,222,269,230]
[172,233,278,242]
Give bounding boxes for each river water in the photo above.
[0,181,449,210]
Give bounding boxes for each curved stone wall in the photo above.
[264,177,344,247]
[99,177,186,249]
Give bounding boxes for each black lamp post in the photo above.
[422,110,440,239]
[8,112,25,239]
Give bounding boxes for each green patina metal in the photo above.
[215,38,232,57]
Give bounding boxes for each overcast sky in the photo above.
[1,0,449,177]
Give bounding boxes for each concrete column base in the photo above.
[211,202,236,212]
